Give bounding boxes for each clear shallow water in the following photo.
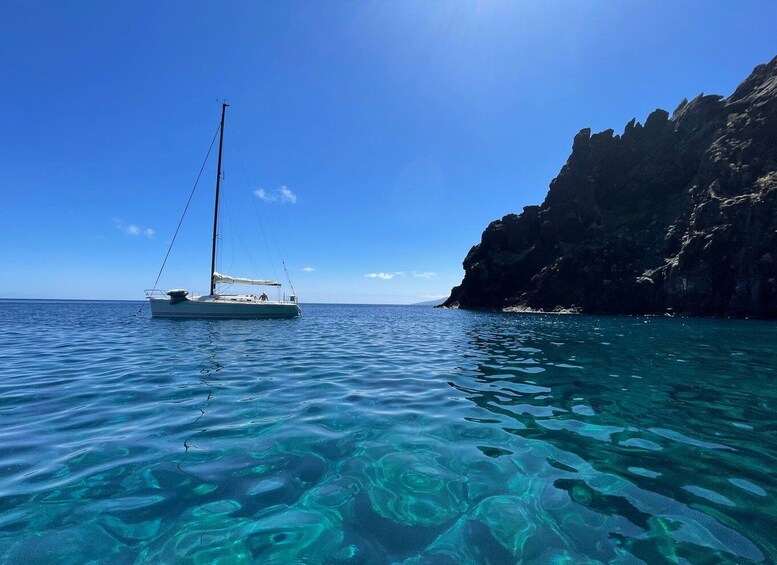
[0,301,776,564]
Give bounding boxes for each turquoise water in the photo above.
[0,301,776,563]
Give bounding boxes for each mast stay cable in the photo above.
[134,123,221,317]
[229,122,281,284]
[229,117,297,298]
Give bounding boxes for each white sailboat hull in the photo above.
[149,295,301,319]
[147,104,303,320]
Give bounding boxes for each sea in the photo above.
[0,300,775,564]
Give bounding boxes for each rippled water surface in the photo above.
[1,301,776,563]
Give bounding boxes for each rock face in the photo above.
[443,56,777,317]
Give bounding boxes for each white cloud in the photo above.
[254,186,298,204]
[364,271,435,280]
[412,271,437,279]
[365,272,404,280]
[114,219,154,239]
[279,186,297,203]
[303,267,315,272]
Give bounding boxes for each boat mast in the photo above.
[210,102,228,296]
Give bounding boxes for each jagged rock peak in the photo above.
[728,54,777,104]
[672,97,689,117]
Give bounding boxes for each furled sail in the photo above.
[213,272,281,286]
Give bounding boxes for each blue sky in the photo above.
[2,1,776,303]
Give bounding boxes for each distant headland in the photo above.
[442,56,777,318]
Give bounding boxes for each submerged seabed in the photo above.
[0,301,775,563]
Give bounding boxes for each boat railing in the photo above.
[144,289,169,299]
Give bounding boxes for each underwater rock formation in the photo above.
[443,56,777,317]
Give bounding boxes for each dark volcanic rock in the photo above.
[443,56,777,317]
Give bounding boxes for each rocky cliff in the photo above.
[443,56,777,317]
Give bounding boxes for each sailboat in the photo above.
[147,103,301,319]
